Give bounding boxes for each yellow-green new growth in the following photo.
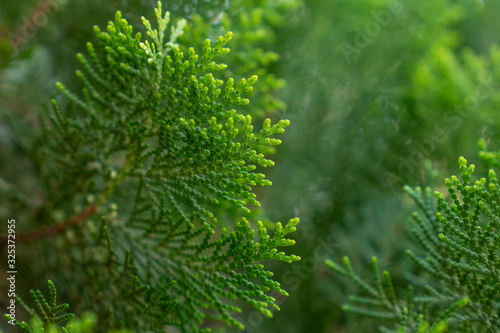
[327,151,500,331]
[13,2,301,332]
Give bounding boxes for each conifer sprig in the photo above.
[4,280,75,333]
[3,2,300,332]
[44,1,291,230]
[327,151,500,332]
[326,256,469,332]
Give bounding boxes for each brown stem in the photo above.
[0,204,97,246]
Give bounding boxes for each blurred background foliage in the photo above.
[2,0,500,332]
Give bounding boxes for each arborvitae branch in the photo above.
[4,280,75,332]
[2,2,300,332]
[326,148,500,332]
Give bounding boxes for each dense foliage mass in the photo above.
[328,148,500,332]
[0,1,300,332]
[3,0,500,332]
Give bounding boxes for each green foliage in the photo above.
[258,0,500,331]
[5,0,500,332]
[326,257,468,332]
[1,2,299,332]
[4,280,74,333]
[4,310,132,333]
[0,0,298,121]
[327,149,500,332]
[0,279,141,333]
[179,0,300,119]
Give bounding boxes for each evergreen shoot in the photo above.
[1,2,300,332]
[327,144,500,332]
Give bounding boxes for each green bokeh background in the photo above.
[2,0,500,331]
